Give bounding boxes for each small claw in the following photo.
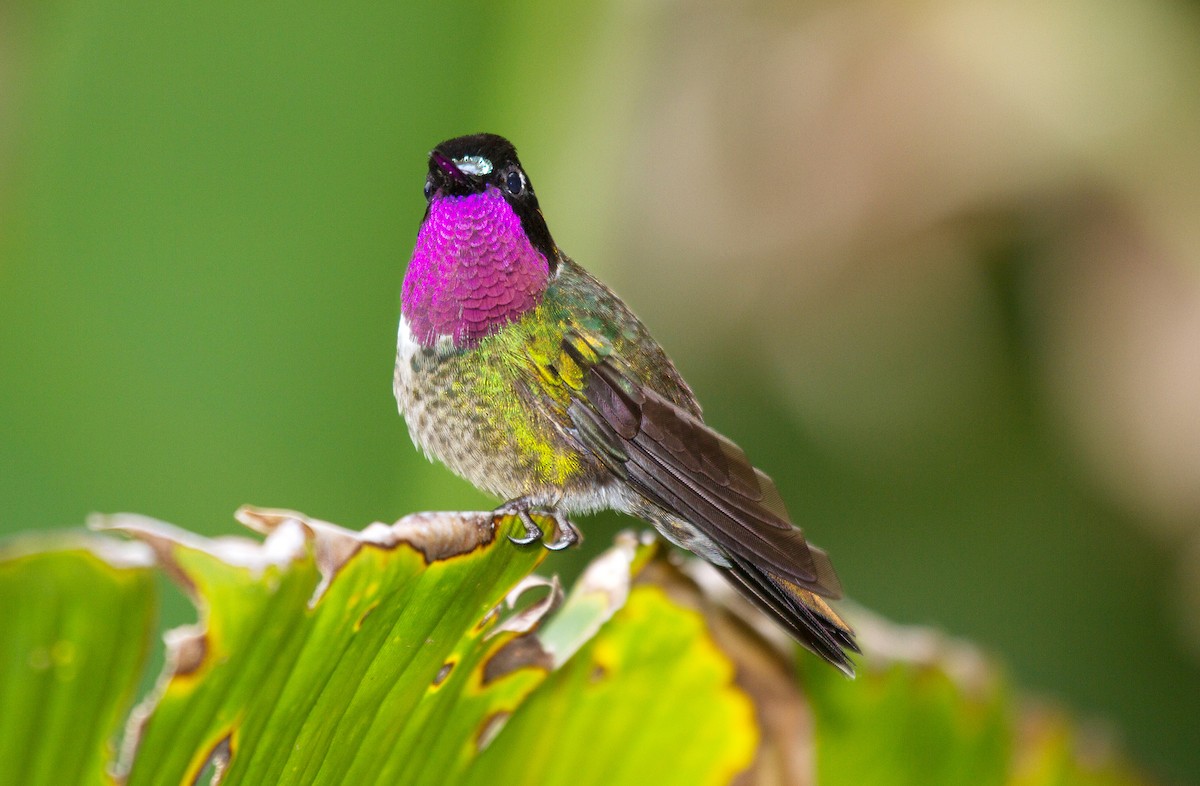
[495,499,581,551]
[505,510,543,546]
[544,515,582,551]
[543,534,574,551]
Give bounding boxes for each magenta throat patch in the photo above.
[402,186,550,347]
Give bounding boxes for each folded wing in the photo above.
[560,334,859,673]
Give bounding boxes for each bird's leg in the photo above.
[494,497,543,545]
[493,498,582,550]
[543,510,582,551]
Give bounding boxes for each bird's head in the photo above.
[402,134,557,348]
[422,133,557,265]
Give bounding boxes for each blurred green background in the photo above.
[2,1,1198,783]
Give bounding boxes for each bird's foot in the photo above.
[543,511,582,551]
[494,498,543,545]
[494,499,582,550]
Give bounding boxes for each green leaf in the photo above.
[799,609,1145,786]
[107,508,551,784]
[1,510,1156,786]
[464,584,757,786]
[805,657,1009,786]
[93,508,755,785]
[0,536,157,786]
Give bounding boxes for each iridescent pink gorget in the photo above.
[401,185,550,348]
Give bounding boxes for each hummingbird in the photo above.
[394,133,859,674]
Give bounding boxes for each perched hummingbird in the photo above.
[395,133,858,674]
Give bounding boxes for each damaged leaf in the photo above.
[87,508,756,786]
[462,584,759,786]
[2,510,1156,786]
[102,508,549,785]
[641,559,1152,786]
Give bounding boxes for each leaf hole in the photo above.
[476,711,511,752]
[190,731,233,786]
[432,660,455,687]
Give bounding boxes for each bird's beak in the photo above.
[430,151,467,183]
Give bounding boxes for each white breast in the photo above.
[393,315,420,414]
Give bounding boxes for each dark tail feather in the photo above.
[721,552,859,677]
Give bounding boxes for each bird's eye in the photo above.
[423,178,433,201]
[504,170,525,196]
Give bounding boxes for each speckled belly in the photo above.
[394,334,597,504]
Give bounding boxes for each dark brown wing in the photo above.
[563,337,843,598]
[561,336,858,673]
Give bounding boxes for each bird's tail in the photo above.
[719,547,859,676]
